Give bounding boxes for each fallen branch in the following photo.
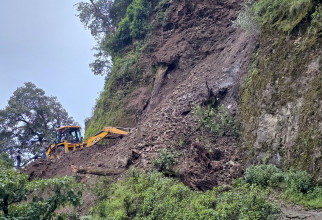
[71,165,124,176]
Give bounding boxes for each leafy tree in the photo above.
[0,82,76,159]
[0,165,82,219]
[76,0,115,42]
[110,0,134,27]
[76,0,116,76]
[75,0,143,76]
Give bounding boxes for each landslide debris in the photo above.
[25,0,256,191]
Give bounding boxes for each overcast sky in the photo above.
[0,0,105,133]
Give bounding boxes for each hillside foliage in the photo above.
[80,0,163,138]
[90,169,280,220]
[104,0,159,55]
[88,165,322,219]
[78,0,322,218]
[0,165,83,219]
[245,165,322,209]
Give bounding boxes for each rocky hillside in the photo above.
[239,0,322,180]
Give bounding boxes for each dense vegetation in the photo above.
[90,168,280,220]
[83,0,165,139]
[77,0,322,218]
[245,165,322,209]
[88,165,322,219]
[105,0,159,55]
[0,164,83,219]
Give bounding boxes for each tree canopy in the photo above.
[76,0,115,76]
[75,0,133,76]
[0,82,76,158]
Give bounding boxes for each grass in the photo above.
[84,49,143,139]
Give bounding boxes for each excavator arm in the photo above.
[46,126,129,159]
[85,127,129,147]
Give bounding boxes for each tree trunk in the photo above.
[3,194,9,217]
[76,168,124,176]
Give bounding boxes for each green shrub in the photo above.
[0,165,83,219]
[90,170,280,219]
[214,185,280,220]
[282,184,322,209]
[105,0,160,54]
[309,5,322,38]
[194,104,240,137]
[245,164,283,187]
[284,170,313,194]
[154,0,172,27]
[0,152,14,168]
[152,148,178,171]
[92,177,114,201]
[110,0,134,27]
[105,17,132,55]
[244,165,315,192]
[244,165,322,209]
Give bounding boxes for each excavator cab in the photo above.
[56,126,82,144]
[46,126,84,159]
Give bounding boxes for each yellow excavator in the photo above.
[46,126,130,159]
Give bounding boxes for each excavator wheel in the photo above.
[56,146,66,159]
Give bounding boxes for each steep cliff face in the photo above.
[239,1,322,180]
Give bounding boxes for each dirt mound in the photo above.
[24,140,133,180]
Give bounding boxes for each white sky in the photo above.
[0,0,105,134]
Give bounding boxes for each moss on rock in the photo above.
[240,0,322,177]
